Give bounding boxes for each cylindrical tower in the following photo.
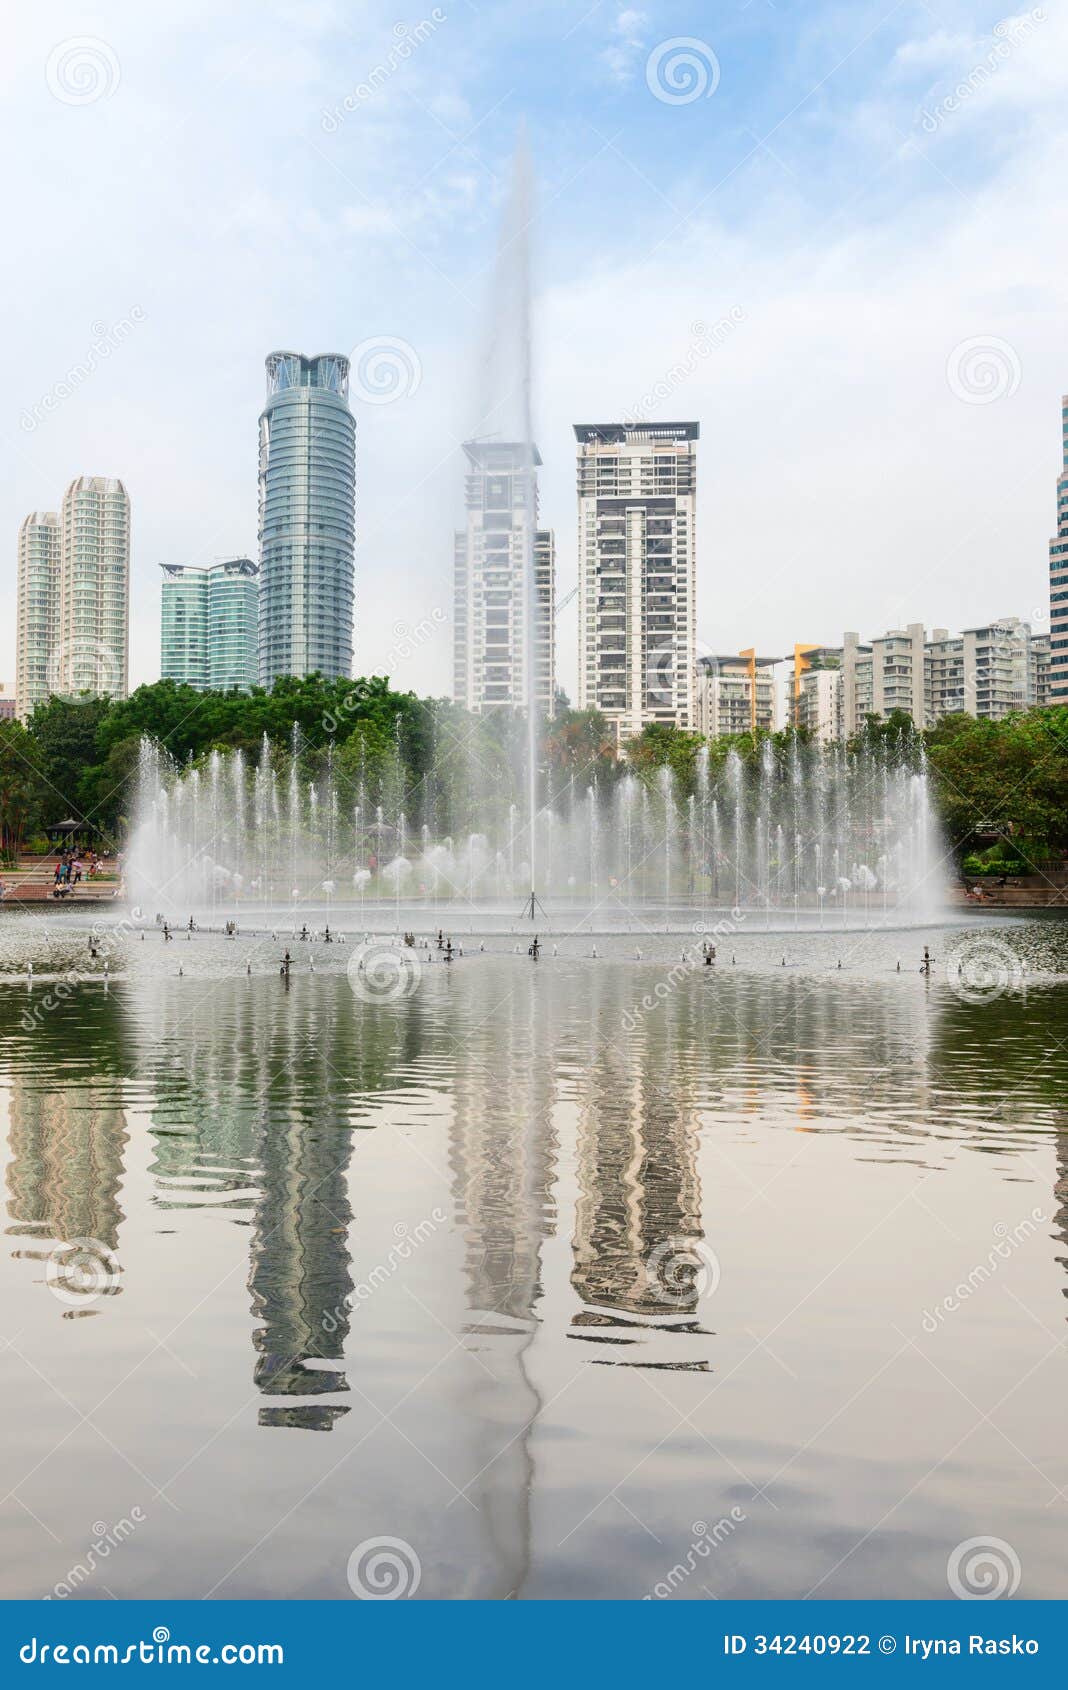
[258,351,355,685]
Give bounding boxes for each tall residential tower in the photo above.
[16,478,129,720]
[258,351,355,686]
[575,423,698,742]
[452,439,555,715]
[15,512,60,720]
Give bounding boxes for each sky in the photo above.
[3,0,1066,703]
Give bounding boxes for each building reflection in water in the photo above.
[447,965,559,1598]
[570,969,707,1366]
[3,990,129,1316]
[123,976,362,1431]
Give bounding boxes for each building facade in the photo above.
[794,618,1049,741]
[161,559,259,691]
[575,422,698,742]
[57,477,130,702]
[15,512,61,720]
[258,351,355,687]
[452,440,555,715]
[794,648,843,742]
[695,654,779,737]
[1050,392,1068,702]
[16,479,129,720]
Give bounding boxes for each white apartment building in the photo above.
[15,478,129,720]
[927,618,1049,719]
[15,512,60,720]
[453,440,555,716]
[792,618,1048,743]
[794,649,844,743]
[575,422,698,742]
[695,654,779,737]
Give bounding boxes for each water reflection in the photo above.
[4,991,129,1315]
[2,931,1068,1597]
[571,973,707,1364]
[132,981,360,1431]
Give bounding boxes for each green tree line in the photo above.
[1,678,1066,873]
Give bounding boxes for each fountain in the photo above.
[125,729,945,929]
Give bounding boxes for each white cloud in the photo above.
[600,7,648,87]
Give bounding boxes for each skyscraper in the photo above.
[258,351,355,686]
[15,478,129,720]
[452,440,555,715]
[575,423,698,742]
[1049,393,1068,703]
[160,559,259,691]
[15,512,60,720]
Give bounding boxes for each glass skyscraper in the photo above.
[257,351,356,686]
[160,559,259,691]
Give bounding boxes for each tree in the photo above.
[543,708,618,793]
[25,696,111,826]
[625,723,706,795]
[925,707,1068,862]
[0,722,49,860]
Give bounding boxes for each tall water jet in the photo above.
[126,724,946,927]
[474,133,544,919]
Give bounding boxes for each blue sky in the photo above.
[3,1,1064,698]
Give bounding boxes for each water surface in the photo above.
[1,915,1067,1600]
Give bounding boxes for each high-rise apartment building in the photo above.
[258,351,355,687]
[927,618,1047,719]
[57,477,130,702]
[15,479,129,720]
[845,623,927,725]
[575,422,698,742]
[452,440,555,715]
[15,512,61,720]
[795,618,1048,741]
[794,648,844,742]
[695,653,779,737]
[1049,393,1068,702]
[161,559,259,692]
